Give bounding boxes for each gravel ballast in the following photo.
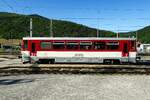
[0,74,150,100]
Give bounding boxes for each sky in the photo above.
[0,0,150,32]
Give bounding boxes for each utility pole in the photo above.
[50,19,53,37]
[97,10,100,37]
[97,29,99,37]
[30,18,33,37]
[136,31,138,41]
[117,32,119,38]
[97,18,99,37]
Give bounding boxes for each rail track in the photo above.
[1,63,150,75]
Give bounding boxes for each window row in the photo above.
[41,41,120,50]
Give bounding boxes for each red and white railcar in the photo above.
[21,37,137,64]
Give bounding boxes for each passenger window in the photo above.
[106,42,119,50]
[80,42,92,50]
[94,42,105,50]
[24,40,28,49]
[53,42,65,50]
[41,42,52,49]
[66,42,78,50]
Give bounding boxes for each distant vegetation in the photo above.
[0,12,115,39]
[131,26,150,43]
[0,12,149,43]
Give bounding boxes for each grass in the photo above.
[0,39,21,45]
[0,48,4,52]
[0,39,21,55]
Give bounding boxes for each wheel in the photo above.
[113,60,120,64]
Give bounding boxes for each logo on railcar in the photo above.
[74,54,84,57]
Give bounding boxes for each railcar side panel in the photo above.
[21,37,137,64]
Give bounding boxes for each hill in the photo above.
[119,26,150,43]
[0,12,150,43]
[137,26,150,43]
[0,12,115,39]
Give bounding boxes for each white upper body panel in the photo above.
[23,37,136,41]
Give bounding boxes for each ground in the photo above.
[0,56,150,100]
[0,74,150,100]
[0,39,21,45]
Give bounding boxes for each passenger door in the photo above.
[30,42,36,56]
[122,42,129,57]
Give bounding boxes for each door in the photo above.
[31,42,36,56]
[122,43,129,57]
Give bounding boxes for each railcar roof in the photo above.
[23,37,136,41]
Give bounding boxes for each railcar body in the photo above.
[21,37,137,64]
